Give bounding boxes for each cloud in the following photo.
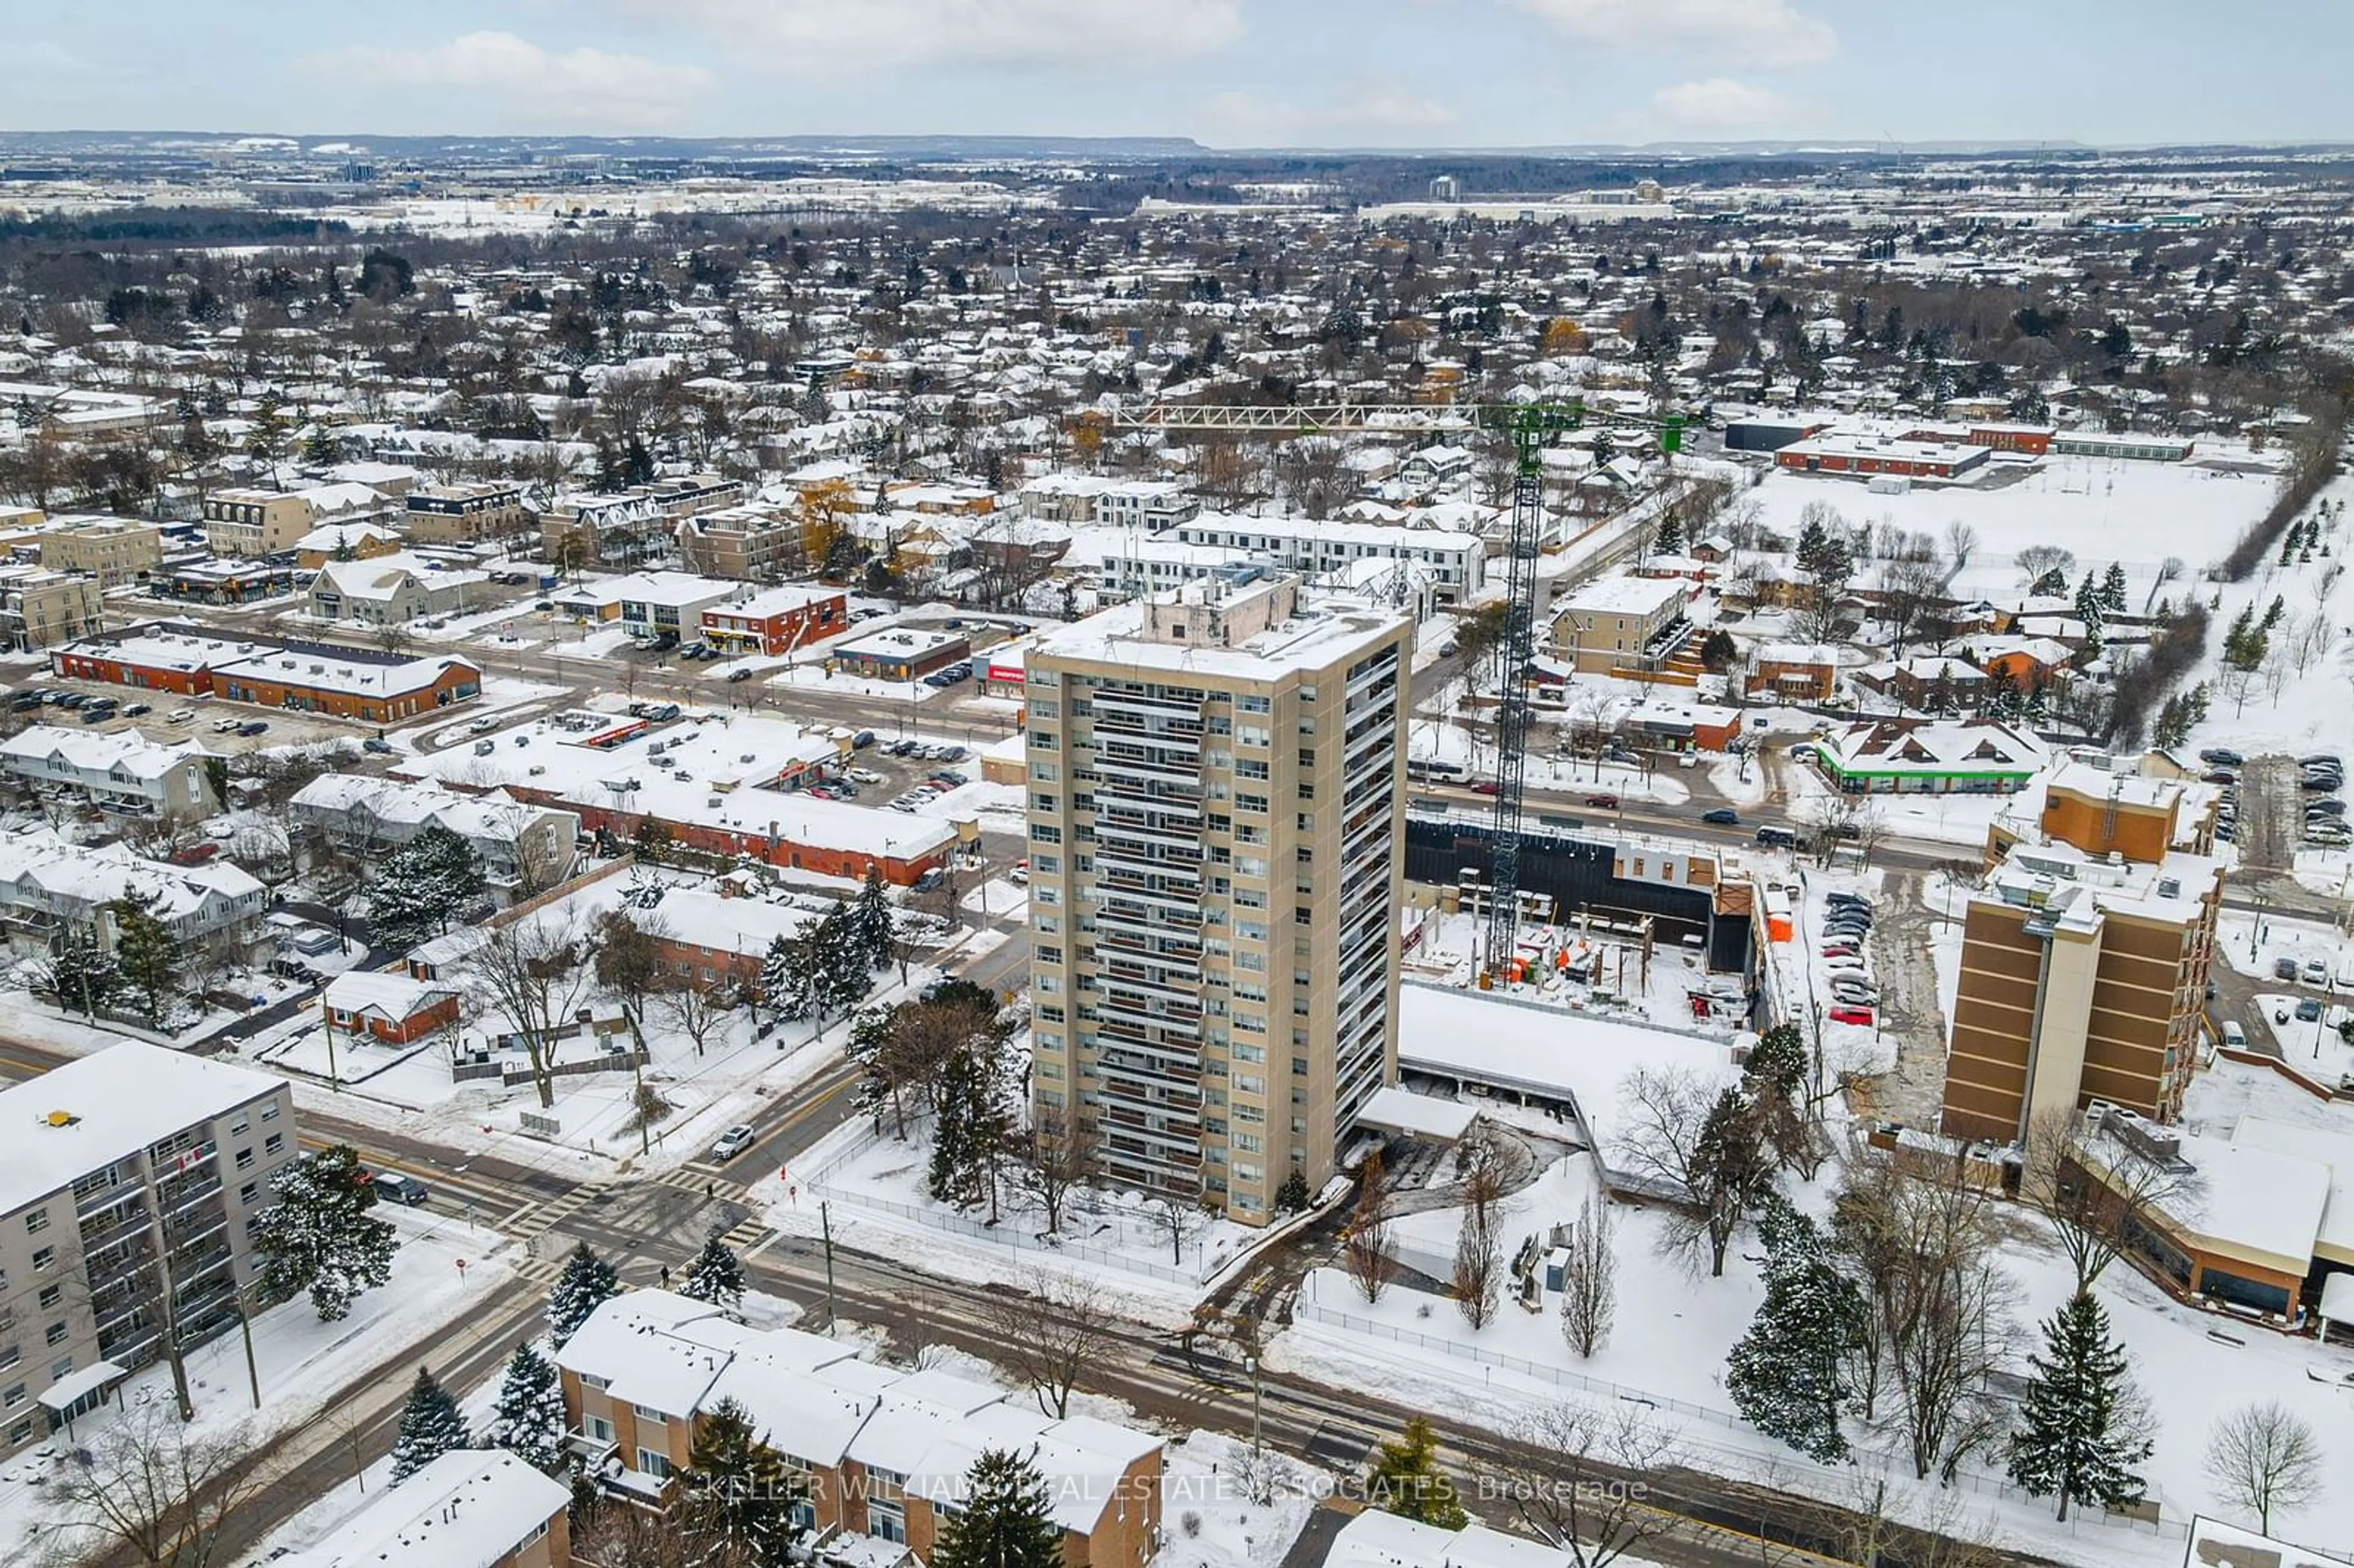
[1506,0,1836,69]
[1644,77,1805,134]
[1203,81,1458,145]
[606,0,1244,75]
[308,31,715,132]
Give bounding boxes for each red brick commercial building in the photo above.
[1774,435,1992,481]
[699,584,848,657]
[53,623,482,725]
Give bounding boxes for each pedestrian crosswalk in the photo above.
[648,1164,750,1202]
[508,1177,618,1241]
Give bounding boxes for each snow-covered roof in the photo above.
[322,970,455,1024]
[2169,1128,2328,1274]
[707,583,846,620]
[0,725,211,783]
[0,825,264,929]
[1555,574,1688,619]
[273,1450,568,1568]
[0,1043,284,1216]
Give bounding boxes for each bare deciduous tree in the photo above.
[1016,1107,1096,1235]
[2204,1401,2323,1535]
[1500,1402,1682,1568]
[1451,1197,1503,1330]
[1146,1196,1211,1266]
[2017,1107,2199,1294]
[44,1403,288,1568]
[658,975,737,1058]
[983,1270,1120,1419]
[1943,520,1979,575]
[1558,1192,1618,1358]
[1344,1147,1399,1304]
[462,909,593,1108]
[1615,1068,1771,1277]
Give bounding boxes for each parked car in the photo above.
[710,1125,758,1162]
[467,715,500,734]
[236,721,269,736]
[364,737,396,755]
[119,702,151,718]
[1753,826,1799,848]
[56,692,86,709]
[1700,808,1740,825]
[371,1171,429,1206]
[77,706,110,724]
[2200,748,2244,766]
[1827,1006,1875,1027]
[2275,957,2304,981]
[1583,794,1620,809]
[852,730,877,749]
[912,869,945,892]
[164,707,195,723]
[2296,998,2325,1023]
[2304,961,2331,986]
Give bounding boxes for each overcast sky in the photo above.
[15,1,2352,149]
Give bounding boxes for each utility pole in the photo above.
[235,1287,261,1409]
[1244,1352,1263,1464]
[132,1145,196,1421]
[820,1199,838,1335]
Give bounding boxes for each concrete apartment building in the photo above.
[541,474,742,569]
[1941,758,2224,1144]
[1025,571,1412,1222]
[1549,574,1690,675]
[0,566,105,652]
[675,503,801,580]
[0,1044,295,1457]
[400,481,531,547]
[36,517,163,588]
[557,1289,1162,1568]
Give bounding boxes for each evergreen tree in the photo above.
[368,824,486,950]
[1794,516,1829,576]
[108,888,180,1028]
[1366,1417,1468,1529]
[815,904,874,1020]
[390,1366,471,1483]
[42,932,120,1019]
[1726,1198,1864,1463]
[2073,574,2106,639]
[547,1242,622,1349]
[2099,563,2128,612]
[853,865,896,971]
[680,1228,747,1311]
[928,1048,984,1206]
[681,1397,804,1562]
[759,931,807,1021]
[1275,1168,1312,1214]
[931,1448,1065,1568]
[486,1344,568,1474]
[2030,565,2071,597]
[251,1144,397,1322]
[2005,1292,2151,1520]
[1653,511,1684,557]
[844,1004,898,1128]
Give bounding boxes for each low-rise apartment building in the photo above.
[204,483,390,558]
[36,517,162,587]
[541,474,742,569]
[0,566,105,652]
[400,481,531,547]
[1549,575,1689,675]
[556,1290,1162,1568]
[675,503,801,580]
[0,1044,296,1458]
[0,826,267,960]
[289,775,579,896]
[1174,511,1486,602]
[0,726,218,820]
[307,552,500,627]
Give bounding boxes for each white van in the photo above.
[2220,1020,2249,1051]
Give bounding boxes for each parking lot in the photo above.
[3,676,369,756]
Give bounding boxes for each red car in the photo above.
[1827,1005,1875,1027]
[1470,780,1502,795]
[1821,944,1861,958]
[1584,793,1620,809]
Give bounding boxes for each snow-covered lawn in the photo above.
[0,1216,508,1564]
[1157,1433,1325,1568]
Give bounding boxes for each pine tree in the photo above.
[1366,1416,1468,1528]
[931,1448,1065,1568]
[390,1366,471,1483]
[2030,565,2070,597]
[1653,511,1684,557]
[1795,516,1829,576]
[1275,1168,1311,1214]
[680,1228,747,1310]
[369,825,486,950]
[928,1048,982,1206]
[42,933,120,1019]
[107,888,180,1029]
[547,1242,622,1349]
[1726,1197,1864,1463]
[844,1004,898,1130]
[2005,1292,2151,1520]
[2073,574,2106,639]
[853,865,896,972]
[759,931,807,1021]
[486,1344,568,1474]
[681,1397,804,1562]
[2100,563,2129,612]
[251,1144,396,1322]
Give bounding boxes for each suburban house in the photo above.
[0,726,218,819]
[556,1290,1163,1568]
[1805,717,2047,795]
[270,1450,569,1568]
[1746,642,1842,702]
[699,584,848,657]
[1853,653,1995,712]
[292,522,404,569]
[321,970,462,1046]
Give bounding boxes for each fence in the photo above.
[812,1185,1205,1286]
[1292,1275,2190,1546]
[450,1045,647,1088]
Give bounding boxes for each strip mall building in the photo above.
[51,623,482,725]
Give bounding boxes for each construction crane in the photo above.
[1111,395,1687,980]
